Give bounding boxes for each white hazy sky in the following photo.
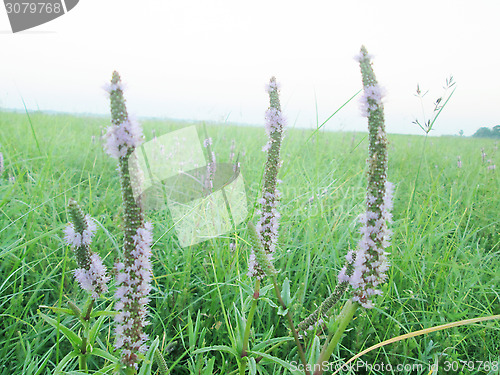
[1,0,499,136]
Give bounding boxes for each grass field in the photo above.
[0,110,498,374]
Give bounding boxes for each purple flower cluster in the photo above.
[64,214,97,247]
[114,222,153,368]
[265,79,281,94]
[341,181,393,308]
[255,192,282,253]
[73,254,110,300]
[356,49,385,118]
[103,117,144,159]
[354,50,373,63]
[64,205,110,299]
[359,85,386,117]
[103,81,126,94]
[263,107,286,151]
[203,137,212,147]
[248,77,285,279]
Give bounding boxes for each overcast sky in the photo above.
[1,0,499,136]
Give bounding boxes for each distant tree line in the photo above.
[472,125,500,138]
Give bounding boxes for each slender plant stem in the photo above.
[313,300,358,375]
[239,279,261,375]
[78,298,93,373]
[241,279,260,357]
[271,277,311,375]
[78,350,88,373]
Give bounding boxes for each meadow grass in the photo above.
[0,110,498,374]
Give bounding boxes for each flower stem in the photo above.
[78,354,88,372]
[78,324,88,373]
[313,300,358,375]
[271,277,310,375]
[241,279,260,358]
[239,279,260,375]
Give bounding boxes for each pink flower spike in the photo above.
[64,223,82,248]
[114,222,154,367]
[349,46,393,308]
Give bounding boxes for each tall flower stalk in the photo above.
[348,45,393,308]
[243,78,286,366]
[242,78,310,375]
[248,76,285,279]
[64,198,109,299]
[312,46,393,375]
[103,71,153,371]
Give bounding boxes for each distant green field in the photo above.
[0,110,498,374]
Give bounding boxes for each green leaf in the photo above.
[243,295,254,312]
[90,310,118,319]
[33,348,53,375]
[261,325,275,342]
[251,336,294,352]
[138,336,160,375]
[281,278,292,307]
[67,301,82,319]
[237,280,254,296]
[187,312,195,350]
[259,284,274,297]
[89,304,113,346]
[260,297,278,309]
[250,350,303,375]
[307,336,321,365]
[232,304,246,355]
[277,306,288,316]
[39,305,75,316]
[248,357,257,375]
[53,351,79,375]
[38,311,82,349]
[94,364,116,374]
[21,339,32,373]
[91,348,119,364]
[202,357,215,375]
[194,345,239,359]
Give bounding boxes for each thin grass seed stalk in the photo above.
[297,253,355,333]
